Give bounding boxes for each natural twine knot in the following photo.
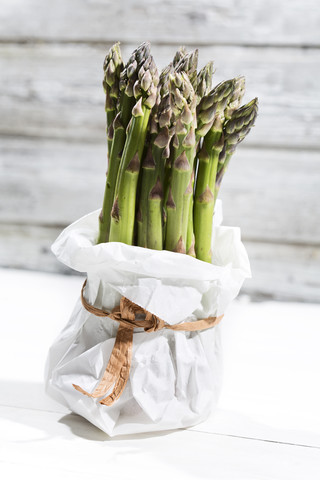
[110,295,165,332]
[73,280,223,406]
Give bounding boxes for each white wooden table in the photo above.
[0,268,319,479]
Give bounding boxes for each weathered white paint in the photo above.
[1,0,320,46]
[0,223,319,302]
[1,0,319,302]
[244,241,320,303]
[1,139,319,245]
[1,44,319,149]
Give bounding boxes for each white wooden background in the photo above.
[0,0,320,302]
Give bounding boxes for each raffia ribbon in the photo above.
[73,280,224,406]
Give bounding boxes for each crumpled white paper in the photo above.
[45,201,251,436]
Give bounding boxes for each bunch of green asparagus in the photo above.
[97,42,258,263]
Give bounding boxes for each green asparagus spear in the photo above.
[165,72,197,253]
[98,42,259,263]
[174,49,199,91]
[103,42,124,154]
[193,98,258,263]
[147,125,172,249]
[196,61,214,104]
[215,98,259,201]
[196,79,235,141]
[97,42,151,244]
[138,73,173,249]
[193,80,237,262]
[193,125,224,263]
[224,76,245,121]
[172,46,187,67]
[109,54,159,245]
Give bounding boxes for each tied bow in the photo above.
[73,281,223,406]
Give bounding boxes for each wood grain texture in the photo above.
[1,224,319,302]
[244,241,320,303]
[1,0,320,46]
[1,138,319,245]
[1,0,319,302]
[0,224,69,274]
[1,44,319,149]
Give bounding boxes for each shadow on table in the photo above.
[1,380,319,447]
[0,380,174,442]
[59,412,175,441]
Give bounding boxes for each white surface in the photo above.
[0,268,320,479]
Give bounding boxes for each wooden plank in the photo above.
[1,406,320,479]
[0,223,319,302]
[244,241,320,303]
[0,44,320,149]
[1,138,319,245]
[220,148,320,246]
[1,0,320,47]
[0,223,73,274]
[0,138,105,227]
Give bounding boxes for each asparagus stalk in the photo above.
[138,96,172,248]
[97,113,125,244]
[196,61,214,104]
[193,80,237,262]
[145,66,174,248]
[185,170,196,257]
[165,72,197,253]
[97,42,151,244]
[185,62,216,254]
[147,176,163,250]
[193,126,224,263]
[215,98,259,201]
[97,42,259,263]
[196,79,235,141]
[141,64,175,248]
[172,46,187,67]
[162,54,198,229]
[224,76,245,121]
[193,98,258,263]
[137,144,154,247]
[103,43,124,154]
[174,49,199,91]
[136,62,173,248]
[109,54,159,245]
[146,125,171,249]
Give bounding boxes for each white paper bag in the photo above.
[45,201,251,436]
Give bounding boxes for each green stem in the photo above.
[165,122,196,253]
[97,92,135,244]
[214,152,232,203]
[186,171,195,256]
[182,174,193,250]
[165,150,190,253]
[106,110,115,154]
[146,132,168,249]
[194,185,215,263]
[97,115,125,243]
[147,176,163,250]
[162,154,172,223]
[193,125,223,262]
[120,93,135,129]
[137,146,155,247]
[109,103,151,245]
